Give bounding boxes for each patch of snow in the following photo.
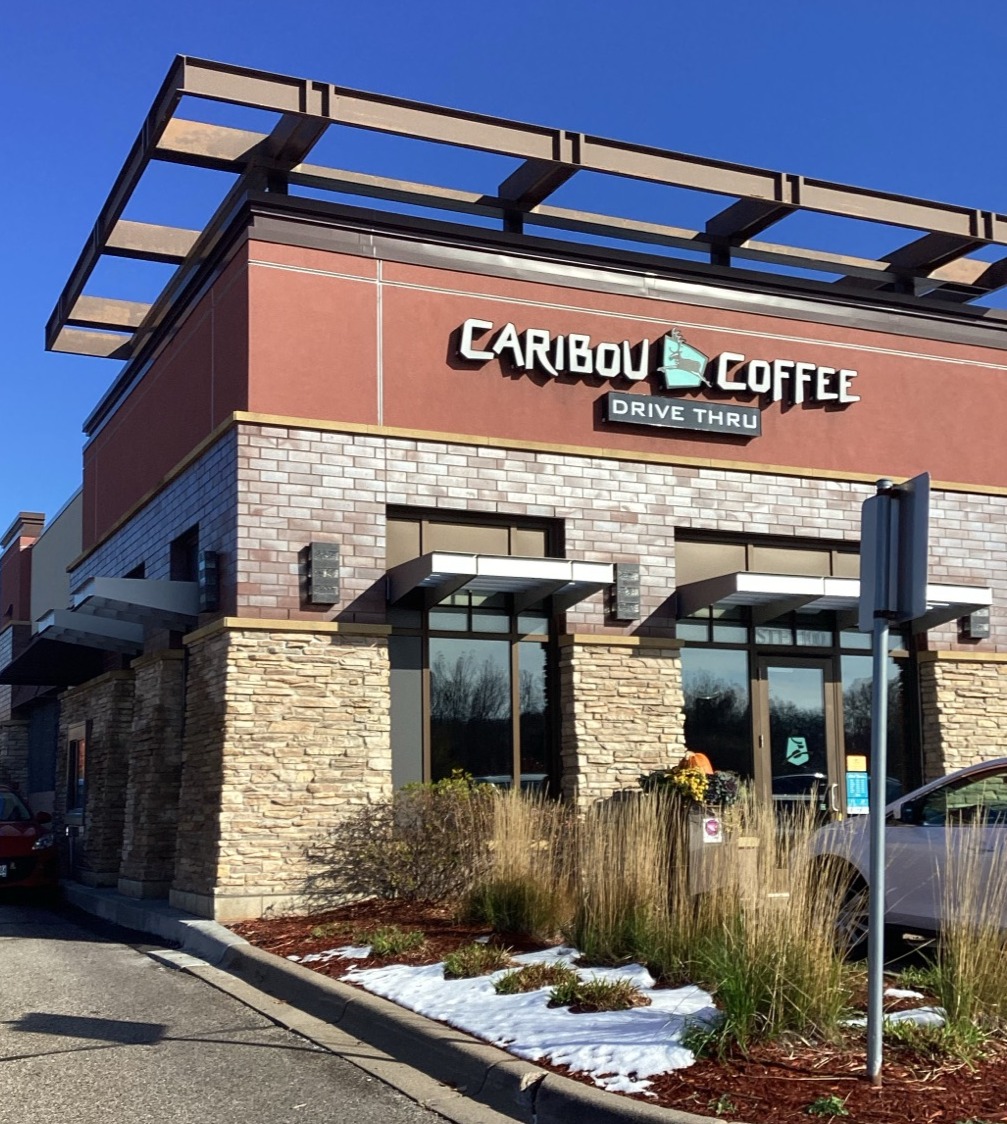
[883,987,925,1000]
[288,940,953,1091]
[341,946,718,1094]
[845,1006,945,1028]
[290,944,372,965]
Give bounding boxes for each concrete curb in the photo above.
[63,884,726,1124]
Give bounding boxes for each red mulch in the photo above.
[230,901,1007,1123]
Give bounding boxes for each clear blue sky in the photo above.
[4,0,1006,529]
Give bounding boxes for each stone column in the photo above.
[919,653,1007,781]
[56,671,134,887]
[0,718,30,794]
[172,623,392,921]
[558,635,685,808]
[118,650,186,899]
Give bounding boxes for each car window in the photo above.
[0,791,31,822]
[919,769,1007,827]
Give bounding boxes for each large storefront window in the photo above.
[681,647,752,777]
[679,607,911,810]
[388,512,557,791]
[430,637,512,780]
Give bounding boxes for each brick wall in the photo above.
[231,422,1007,652]
[0,718,29,793]
[56,671,134,886]
[68,420,1006,655]
[172,624,392,920]
[118,650,186,897]
[558,638,685,807]
[71,429,238,606]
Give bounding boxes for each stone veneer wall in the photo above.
[172,624,392,921]
[55,671,134,886]
[118,651,186,898]
[0,718,29,793]
[919,655,1007,781]
[558,638,685,807]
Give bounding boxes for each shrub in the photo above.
[302,773,496,904]
[548,976,650,1013]
[309,922,343,939]
[443,942,514,979]
[806,1094,849,1117]
[352,925,426,958]
[493,962,578,995]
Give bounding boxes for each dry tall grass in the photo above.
[935,818,1007,1032]
[464,786,575,940]
[566,791,697,979]
[686,794,853,1053]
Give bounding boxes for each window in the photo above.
[674,532,914,798]
[66,722,87,814]
[388,511,558,791]
[919,769,1007,827]
[170,525,199,582]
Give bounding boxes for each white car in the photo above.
[811,758,1007,949]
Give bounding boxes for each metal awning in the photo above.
[386,552,614,612]
[0,635,108,687]
[70,576,199,630]
[35,609,144,654]
[675,571,992,633]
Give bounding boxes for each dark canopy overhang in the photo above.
[0,635,109,687]
[70,576,199,630]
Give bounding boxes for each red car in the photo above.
[0,787,58,894]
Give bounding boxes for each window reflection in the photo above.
[518,642,549,786]
[430,638,512,782]
[841,654,906,798]
[681,648,753,778]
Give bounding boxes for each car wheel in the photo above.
[836,875,870,959]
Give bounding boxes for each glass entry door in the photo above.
[756,657,843,815]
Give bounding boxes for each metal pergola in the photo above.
[49,57,1007,369]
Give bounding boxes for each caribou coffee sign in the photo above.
[457,318,860,437]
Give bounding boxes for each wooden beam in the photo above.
[45,56,186,350]
[261,112,329,167]
[106,219,200,263]
[497,159,576,210]
[50,327,133,360]
[705,197,795,242]
[154,117,266,170]
[884,231,986,272]
[67,296,150,332]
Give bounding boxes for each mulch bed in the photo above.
[231,900,1007,1124]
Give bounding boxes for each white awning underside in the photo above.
[676,571,992,633]
[387,551,614,612]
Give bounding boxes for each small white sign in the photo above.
[702,816,723,845]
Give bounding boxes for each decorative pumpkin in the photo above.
[681,751,714,775]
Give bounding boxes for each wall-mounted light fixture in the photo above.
[304,542,340,605]
[198,550,220,613]
[608,562,641,621]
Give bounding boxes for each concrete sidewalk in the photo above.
[62,883,727,1124]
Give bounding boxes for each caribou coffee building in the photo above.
[1,58,1005,919]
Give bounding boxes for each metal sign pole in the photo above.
[866,483,893,1086]
[859,472,928,1088]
